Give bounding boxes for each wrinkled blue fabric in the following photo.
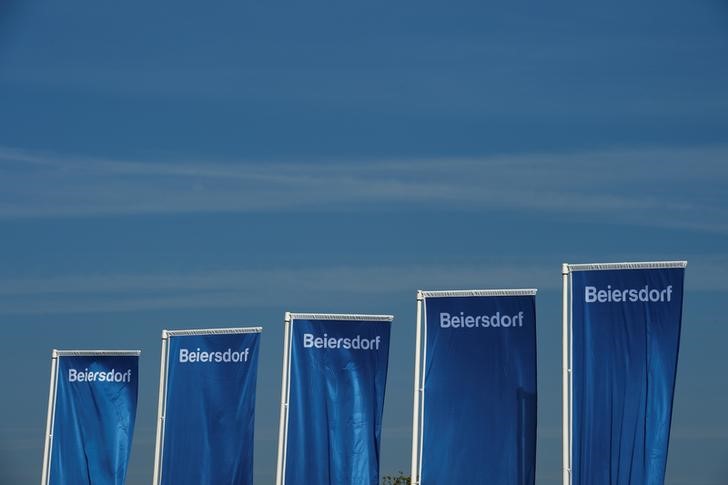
[160,332,260,485]
[50,355,138,485]
[420,295,537,485]
[572,268,685,485]
[284,318,391,485]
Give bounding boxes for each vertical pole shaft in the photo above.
[152,331,170,485]
[275,313,293,485]
[410,292,424,485]
[40,351,59,485]
[562,264,571,485]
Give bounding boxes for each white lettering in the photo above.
[178,347,250,364]
[439,311,526,330]
[303,334,314,348]
[440,313,451,328]
[585,285,674,303]
[68,368,133,383]
[302,333,382,351]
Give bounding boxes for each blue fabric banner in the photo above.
[420,292,537,485]
[283,316,392,485]
[571,265,685,485]
[159,329,261,485]
[48,353,139,485]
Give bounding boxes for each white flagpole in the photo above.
[40,350,60,485]
[152,331,170,485]
[275,313,293,485]
[410,291,424,485]
[562,264,571,485]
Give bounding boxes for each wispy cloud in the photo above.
[0,264,550,315]
[1,145,727,233]
[0,256,724,315]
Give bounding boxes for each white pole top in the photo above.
[567,261,687,272]
[164,326,262,337]
[52,350,141,357]
[419,289,537,298]
[287,313,393,322]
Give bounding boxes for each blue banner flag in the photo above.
[569,262,686,485]
[277,313,392,485]
[153,327,261,485]
[414,290,538,485]
[42,351,140,485]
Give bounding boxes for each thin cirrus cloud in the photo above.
[0,264,551,315]
[0,145,727,233]
[0,257,724,315]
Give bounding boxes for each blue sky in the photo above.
[1,0,727,483]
